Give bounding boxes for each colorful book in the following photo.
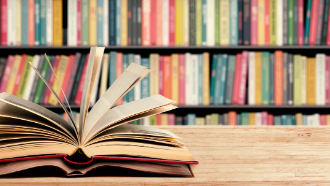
[150,54,159,96]
[33,56,50,104]
[309,0,318,45]
[293,55,302,105]
[243,0,250,45]
[89,0,97,46]
[66,53,82,102]
[28,55,44,101]
[96,0,103,46]
[230,0,238,45]
[141,58,150,99]
[261,52,270,105]
[269,0,276,45]
[53,0,62,46]
[162,0,169,46]
[0,55,14,93]
[297,0,304,45]
[202,52,210,105]
[49,55,69,105]
[219,54,228,104]
[175,0,184,46]
[169,0,175,46]
[288,0,294,45]
[171,54,179,104]
[238,51,249,105]
[81,0,89,46]
[43,55,59,105]
[12,55,26,96]
[45,0,52,46]
[282,53,288,104]
[16,0,22,46]
[109,0,116,45]
[206,0,215,46]
[228,111,237,125]
[276,0,282,46]
[257,0,265,45]
[141,0,150,46]
[225,55,236,104]
[39,0,46,45]
[301,56,307,105]
[250,0,257,45]
[304,0,312,45]
[17,55,33,98]
[163,56,172,99]
[274,51,283,105]
[1,0,8,46]
[220,0,229,45]
[282,0,287,45]
[232,54,241,104]
[248,52,255,105]
[315,0,324,45]
[6,55,22,94]
[195,0,202,46]
[150,0,156,45]
[201,0,206,46]
[321,0,330,45]
[74,54,89,105]
[254,52,262,105]
[215,0,220,45]
[316,54,325,105]
[198,54,203,104]
[67,0,77,46]
[156,0,162,46]
[269,53,274,104]
[288,54,293,105]
[23,55,40,100]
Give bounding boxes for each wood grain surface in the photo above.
[1,126,330,186]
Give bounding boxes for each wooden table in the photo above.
[2,126,330,185]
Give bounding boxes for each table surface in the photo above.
[2,126,330,186]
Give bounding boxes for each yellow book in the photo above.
[161,114,168,125]
[295,113,303,125]
[195,0,202,46]
[257,0,265,46]
[89,0,97,46]
[99,54,109,98]
[306,58,315,105]
[203,52,210,105]
[219,0,229,45]
[293,55,302,105]
[16,0,21,45]
[255,52,262,105]
[48,55,69,105]
[150,54,159,96]
[171,54,179,104]
[249,113,255,125]
[53,0,63,46]
[6,55,22,94]
[175,0,184,46]
[326,115,330,125]
[121,0,128,46]
[196,117,205,125]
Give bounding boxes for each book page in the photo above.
[83,63,149,141]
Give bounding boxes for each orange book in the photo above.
[53,0,62,46]
[249,113,256,125]
[161,113,168,125]
[142,0,151,46]
[202,52,210,105]
[228,111,237,125]
[175,0,184,46]
[28,0,35,46]
[274,50,283,105]
[163,56,172,99]
[156,0,162,46]
[255,52,262,105]
[89,0,97,46]
[49,55,69,105]
[116,52,123,105]
[306,57,316,105]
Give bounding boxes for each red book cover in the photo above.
[320,114,326,125]
[116,52,123,105]
[228,111,237,125]
[150,0,157,45]
[156,114,162,125]
[163,56,172,99]
[267,114,273,125]
[238,51,249,105]
[158,56,164,95]
[1,0,7,46]
[59,55,75,103]
[43,55,60,105]
[326,55,329,105]
[232,54,242,105]
[156,0,163,46]
[327,2,330,45]
[264,0,270,45]
[178,54,185,105]
[168,113,175,125]
[274,50,283,105]
[309,0,319,45]
[77,0,82,46]
[12,54,27,96]
[261,111,268,125]
[250,0,258,46]
[298,0,304,45]
[142,0,151,46]
[0,55,14,92]
[169,0,175,46]
[74,54,89,105]
[28,0,35,46]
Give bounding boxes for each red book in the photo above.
[327,2,330,45]
[267,114,273,125]
[232,54,242,105]
[261,111,268,125]
[156,0,163,46]
[59,55,75,103]
[116,52,123,105]
[74,54,89,105]
[309,0,318,45]
[169,0,175,46]
[150,0,157,45]
[0,55,14,92]
[158,56,164,95]
[320,114,326,125]
[326,56,329,105]
[141,0,151,46]
[12,54,27,96]
[28,0,35,46]
[178,54,185,105]
[264,0,270,45]
[250,0,258,46]
[238,51,249,105]
[274,50,283,105]
[1,0,7,46]
[43,55,60,105]
[77,0,81,46]
[298,0,304,45]
[228,111,237,125]
[156,114,162,125]
[168,113,175,125]
[163,56,171,99]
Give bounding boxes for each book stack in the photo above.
[2,0,330,46]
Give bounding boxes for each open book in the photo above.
[0,47,197,177]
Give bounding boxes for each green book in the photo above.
[214,0,220,45]
[195,0,202,46]
[149,115,156,125]
[241,112,249,125]
[293,55,301,105]
[288,0,294,45]
[81,0,89,46]
[211,113,219,125]
[17,55,34,98]
[225,55,236,104]
[274,116,281,125]
[132,120,139,125]
[270,0,277,45]
[33,56,49,103]
[40,0,46,45]
[261,52,270,105]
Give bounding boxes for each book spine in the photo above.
[0,55,14,92]
[46,0,52,46]
[282,53,288,104]
[192,55,199,104]
[257,0,265,46]
[49,55,69,105]
[304,0,312,45]
[29,55,44,101]
[249,112,255,125]
[150,0,156,45]
[53,0,62,46]
[228,111,237,125]
[0,58,6,85]
[195,0,202,46]
[288,54,293,105]
[69,55,85,104]
[96,0,103,46]
[162,0,169,46]
[33,57,48,103]
[327,3,330,45]
[103,0,108,46]
[185,53,192,104]
[17,55,33,98]
[28,0,35,46]
[220,0,229,45]
[189,0,196,45]
[297,0,304,45]
[201,0,206,46]
[261,111,267,125]
[115,0,121,45]
[328,56,330,104]
[172,54,179,104]
[39,0,46,45]
[309,0,318,45]
[239,51,249,105]
[321,0,330,45]
[127,0,132,45]
[283,0,288,45]
[34,0,40,46]
[276,0,282,46]
[168,0,175,46]
[232,54,241,104]
[43,55,59,104]
[6,55,21,94]
[81,0,89,46]
[270,53,275,104]
[131,0,136,45]
[274,51,283,105]
[255,112,262,125]
[255,52,262,105]
[293,0,298,45]
[74,54,89,105]
[301,56,307,105]
[225,55,236,105]
[158,56,164,95]
[315,0,324,45]
[150,54,159,96]
[66,53,81,100]
[210,55,217,104]
[198,55,203,104]
[288,0,294,45]
[230,0,238,45]
[261,52,270,104]
[163,56,172,99]
[248,52,255,105]
[23,55,40,100]
[142,0,150,46]
[154,0,161,46]
[202,52,210,105]
[141,58,150,99]
[265,0,270,45]
[293,55,302,105]
[116,53,123,105]
[268,114,274,125]
[7,0,16,46]
[120,0,127,46]
[134,55,141,100]
[250,0,257,45]
[243,0,250,45]
[16,0,21,46]
[238,0,243,45]
[214,0,219,46]
[316,54,325,105]
[12,55,26,96]
[76,0,81,46]
[269,0,276,45]
[109,0,115,45]
[21,0,28,45]
[206,0,215,46]
[183,0,189,46]
[68,0,77,46]
[219,54,228,104]
[1,0,7,46]
[306,57,316,105]
[89,0,97,46]
[109,51,116,86]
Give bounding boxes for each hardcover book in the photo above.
[0,47,197,177]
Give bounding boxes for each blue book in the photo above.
[229,0,238,45]
[274,116,281,125]
[291,115,296,125]
[321,0,330,45]
[123,54,129,103]
[236,114,241,125]
[187,113,196,125]
[35,0,41,45]
[225,55,236,104]
[97,0,103,45]
[109,0,116,45]
[261,52,270,105]
[198,54,203,104]
[141,58,150,99]
[116,0,121,45]
[210,55,218,104]
[40,0,46,45]
[281,115,287,125]
[219,54,228,105]
[128,54,135,102]
[214,54,222,105]
[22,0,28,45]
[304,0,312,45]
[287,115,292,125]
[109,51,117,87]
[302,115,308,125]
[69,55,86,104]
[202,0,207,46]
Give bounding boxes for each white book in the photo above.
[185,53,192,104]
[99,54,109,98]
[219,0,230,45]
[316,54,325,105]
[191,54,199,105]
[46,0,53,46]
[7,0,16,46]
[24,55,40,100]
[202,2,207,46]
[276,0,283,46]
[255,112,262,125]
[313,114,320,126]
[16,0,21,45]
[143,117,150,126]
[90,64,102,106]
[307,115,314,126]
[68,0,77,46]
[183,0,189,46]
[103,0,109,46]
[134,55,141,101]
[248,52,255,105]
[162,0,169,46]
[301,56,307,105]
[206,0,215,46]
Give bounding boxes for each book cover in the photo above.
[198,55,203,104]
[183,0,189,46]
[207,0,215,46]
[69,55,85,104]
[225,55,236,105]
[7,0,17,46]
[195,0,202,46]
[156,0,162,46]
[142,0,151,46]
[238,51,249,105]
[127,0,132,45]
[243,0,250,45]
[46,0,52,46]
[1,0,8,46]
[16,0,22,46]
[220,0,229,45]
[248,52,255,105]
[255,52,262,105]
[288,54,293,105]
[282,53,288,104]
[89,0,97,46]
[210,55,217,104]
[219,54,228,104]
[21,0,28,45]
[228,111,237,125]
[297,0,304,45]
[249,112,255,125]
[33,56,49,103]
[162,0,169,46]
[40,0,46,45]
[28,55,44,101]
[158,56,164,96]
[116,0,121,45]
[163,56,171,99]
[293,55,302,105]
[66,53,82,101]
[282,0,287,45]
[288,0,294,45]
[150,54,159,96]
[141,58,150,99]
[269,53,275,104]
[232,54,241,105]
[6,55,22,94]
[301,56,307,105]
[67,0,77,46]
[49,55,69,105]
[169,0,175,46]
[250,0,257,45]
[304,0,312,45]
[321,0,329,45]
[238,0,243,45]
[81,0,89,46]
[261,52,270,105]
[309,0,318,45]
[178,54,185,105]
[39,56,55,103]
[28,0,35,46]
[276,0,282,46]
[43,55,59,105]
[315,0,324,45]
[215,0,220,45]
[109,0,116,45]
[230,0,238,45]
[17,55,33,98]
[316,54,325,105]
[171,54,179,104]
[23,55,40,100]
[175,0,184,46]
[202,52,210,105]
[274,51,283,105]
[201,0,206,46]
[52,0,62,46]
[269,0,276,45]
[257,0,265,46]
[12,55,27,96]
[150,0,156,45]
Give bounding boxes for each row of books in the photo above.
[2,0,330,46]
